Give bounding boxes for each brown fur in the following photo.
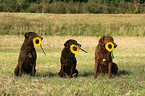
[58,39,81,78]
[14,32,43,76]
[94,35,118,78]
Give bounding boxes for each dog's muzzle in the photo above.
[40,37,43,40]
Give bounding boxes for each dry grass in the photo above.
[0,13,145,36]
[0,35,145,52]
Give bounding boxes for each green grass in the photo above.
[0,36,145,95]
[0,13,145,36]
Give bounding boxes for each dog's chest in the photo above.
[62,56,76,66]
[67,58,76,65]
[102,58,106,62]
[100,53,112,64]
[27,51,36,61]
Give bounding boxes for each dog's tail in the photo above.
[14,65,19,76]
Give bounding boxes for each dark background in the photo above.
[0,0,144,13]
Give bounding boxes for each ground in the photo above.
[0,36,145,95]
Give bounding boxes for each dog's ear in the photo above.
[99,36,105,44]
[24,32,29,38]
[64,41,69,48]
[99,36,105,49]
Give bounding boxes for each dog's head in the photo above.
[64,39,81,49]
[99,35,117,50]
[24,32,43,43]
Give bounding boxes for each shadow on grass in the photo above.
[36,72,58,77]
[35,70,131,78]
[117,70,131,76]
[36,71,94,77]
[79,71,94,77]
[79,69,131,77]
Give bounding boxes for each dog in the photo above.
[58,39,81,78]
[94,35,118,78]
[14,32,43,76]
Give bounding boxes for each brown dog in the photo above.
[94,35,118,78]
[14,32,43,76]
[58,39,80,78]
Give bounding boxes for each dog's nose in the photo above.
[78,44,81,47]
[114,43,117,48]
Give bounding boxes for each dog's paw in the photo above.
[65,73,69,77]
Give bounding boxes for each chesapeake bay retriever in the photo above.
[94,35,118,78]
[14,32,43,76]
[58,39,81,78]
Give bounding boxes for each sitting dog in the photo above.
[94,35,118,78]
[14,32,43,76]
[58,39,81,78]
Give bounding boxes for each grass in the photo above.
[0,35,145,95]
[0,13,145,36]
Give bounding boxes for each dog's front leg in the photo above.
[70,66,74,78]
[99,65,104,75]
[31,62,36,76]
[61,65,65,77]
[94,61,99,78]
[18,61,23,76]
[108,62,112,78]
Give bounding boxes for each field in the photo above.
[0,13,145,36]
[0,35,145,95]
[0,13,145,95]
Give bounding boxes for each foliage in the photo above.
[0,0,144,13]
